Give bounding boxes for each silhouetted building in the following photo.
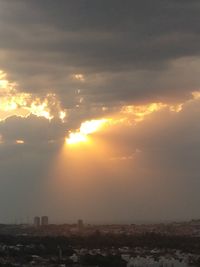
[41,216,48,226]
[78,219,84,232]
[34,216,40,227]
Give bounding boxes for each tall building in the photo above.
[41,216,49,226]
[34,216,40,227]
[78,219,84,232]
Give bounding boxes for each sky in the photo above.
[0,0,200,224]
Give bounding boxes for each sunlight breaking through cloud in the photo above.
[65,93,198,147]
[66,119,110,145]
[120,102,183,123]
[0,70,66,122]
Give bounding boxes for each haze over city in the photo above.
[0,0,200,224]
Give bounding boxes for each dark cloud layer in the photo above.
[0,0,200,107]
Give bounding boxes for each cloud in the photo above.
[0,115,67,145]
[0,0,200,222]
[0,90,200,222]
[0,0,200,109]
[0,70,66,121]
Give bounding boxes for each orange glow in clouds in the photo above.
[65,99,185,146]
[0,70,66,121]
[15,139,24,144]
[66,119,110,145]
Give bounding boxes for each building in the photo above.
[34,216,40,227]
[41,216,49,226]
[78,219,84,232]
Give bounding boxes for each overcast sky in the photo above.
[0,0,200,224]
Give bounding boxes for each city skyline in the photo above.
[0,0,200,223]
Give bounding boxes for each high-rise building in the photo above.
[41,216,49,226]
[34,216,40,227]
[78,219,84,232]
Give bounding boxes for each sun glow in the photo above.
[15,139,24,144]
[66,119,110,145]
[65,99,185,146]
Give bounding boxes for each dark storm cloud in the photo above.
[2,0,200,65]
[0,0,200,106]
[0,115,66,144]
